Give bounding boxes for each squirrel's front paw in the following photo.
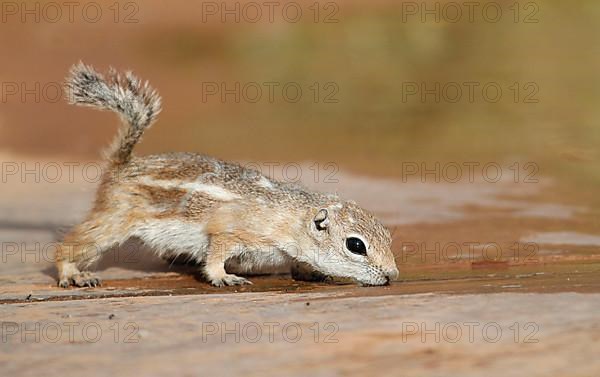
[210,274,253,287]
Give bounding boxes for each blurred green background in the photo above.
[0,0,598,187]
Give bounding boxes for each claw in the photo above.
[210,274,252,287]
[58,272,102,288]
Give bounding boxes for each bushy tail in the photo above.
[65,62,162,166]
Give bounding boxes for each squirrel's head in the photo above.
[301,201,399,286]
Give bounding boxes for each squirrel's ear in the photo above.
[313,209,329,230]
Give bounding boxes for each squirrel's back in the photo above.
[116,152,336,208]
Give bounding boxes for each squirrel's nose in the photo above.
[387,268,399,282]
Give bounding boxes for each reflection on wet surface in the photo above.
[522,231,600,246]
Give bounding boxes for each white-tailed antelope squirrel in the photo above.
[55,63,399,288]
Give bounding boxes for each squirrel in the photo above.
[55,63,399,288]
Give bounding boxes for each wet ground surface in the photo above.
[1,157,599,376]
[3,261,600,305]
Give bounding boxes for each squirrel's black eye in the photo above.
[346,237,367,256]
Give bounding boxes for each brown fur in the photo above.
[56,64,399,288]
